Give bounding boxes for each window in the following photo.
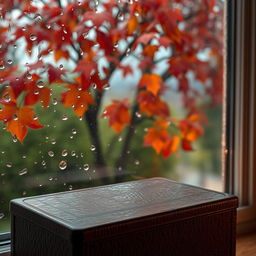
[224,0,256,234]
[1,0,255,253]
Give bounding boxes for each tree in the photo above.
[0,0,223,183]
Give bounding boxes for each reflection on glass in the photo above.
[0,0,224,232]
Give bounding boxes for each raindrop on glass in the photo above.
[62,149,68,157]
[83,163,89,171]
[30,34,37,41]
[26,73,32,80]
[48,151,54,157]
[71,129,77,135]
[41,160,46,166]
[59,160,67,170]
[36,81,44,88]
[6,162,12,168]
[62,115,68,121]
[4,94,11,103]
[134,160,140,165]
[52,98,58,105]
[51,139,56,145]
[90,145,96,151]
[19,168,28,176]
[68,185,73,190]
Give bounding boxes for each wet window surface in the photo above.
[0,0,224,233]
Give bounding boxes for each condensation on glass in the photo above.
[0,0,224,233]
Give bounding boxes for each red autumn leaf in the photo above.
[48,65,65,84]
[137,90,170,117]
[102,99,130,133]
[61,84,95,116]
[82,11,114,27]
[134,33,157,49]
[179,113,204,151]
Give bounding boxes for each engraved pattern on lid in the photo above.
[22,178,228,229]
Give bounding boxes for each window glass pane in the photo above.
[0,0,224,233]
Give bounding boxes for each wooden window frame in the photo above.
[225,0,256,234]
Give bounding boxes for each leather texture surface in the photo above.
[16,178,230,229]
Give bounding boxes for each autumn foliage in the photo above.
[0,0,223,166]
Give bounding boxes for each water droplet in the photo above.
[51,139,56,145]
[34,90,39,95]
[126,48,131,56]
[4,94,11,102]
[6,162,12,168]
[19,168,28,176]
[33,114,38,120]
[34,14,42,22]
[71,151,76,156]
[134,160,140,165]
[48,151,54,157]
[103,83,110,90]
[46,24,51,29]
[22,155,26,159]
[12,136,17,143]
[0,213,4,219]
[68,185,73,190]
[118,13,124,21]
[41,160,46,166]
[62,115,68,121]
[26,73,32,80]
[90,145,96,151]
[59,64,64,70]
[36,81,44,88]
[62,149,68,157]
[59,160,67,170]
[118,137,122,142]
[7,59,13,64]
[52,98,58,105]
[22,191,27,196]
[49,177,53,181]
[13,114,18,120]
[0,64,5,70]
[30,34,37,41]
[83,163,89,171]
[135,112,142,118]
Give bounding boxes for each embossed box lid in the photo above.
[10,177,238,241]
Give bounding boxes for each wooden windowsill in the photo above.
[236,232,256,256]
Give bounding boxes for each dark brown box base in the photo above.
[11,178,238,256]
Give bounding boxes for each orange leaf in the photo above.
[137,90,170,117]
[144,127,180,157]
[61,84,95,116]
[139,74,162,95]
[102,99,130,133]
[127,15,138,34]
[0,105,43,142]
